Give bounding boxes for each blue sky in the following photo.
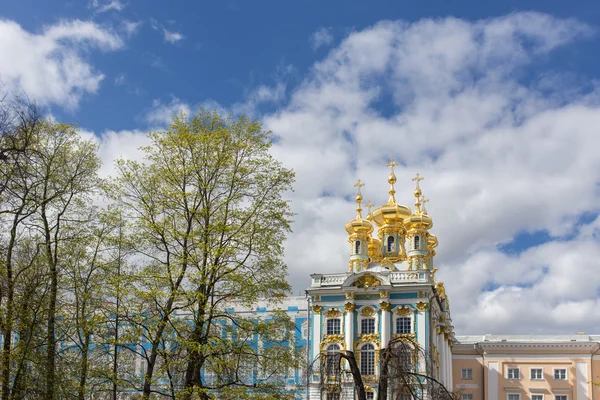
[2,0,600,335]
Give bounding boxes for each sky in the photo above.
[1,0,600,336]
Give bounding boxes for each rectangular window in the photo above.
[326,393,341,400]
[396,317,412,334]
[553,369,567,380]
[366,393,375,400]
[461,368,473,380]
[326,319,341,335]
[361,318,375,334]
[530,368,543,380]
[462,394,473,400]
[555,396,567,400]
[507,368,520,379]
[532,395,543,400]
[508,394,520,400]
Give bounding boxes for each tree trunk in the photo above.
[344,351,366,400]
[77,334,90,400]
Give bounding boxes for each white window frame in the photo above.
[530,368,543,380]
[507,367,520,380]
[531,395,543,400]
[554,395,567,400]
[361,317,376,334]
[507,394,520,400]
[461,368,473,380]
[325,318,341,335]
[553,368,567,380]
[359,343,376,376]
[395,315,412,335]
[392,305,415,336]
[357,307,379,335]
[366,392,375,400]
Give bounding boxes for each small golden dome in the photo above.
[345,179,373,235]
[371,159,411,227]
[404,173,432,230]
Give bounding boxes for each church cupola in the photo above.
[404,173,433,271]
[344,180,373,272]
[370,159,410,264]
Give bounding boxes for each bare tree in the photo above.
[311,337,459,400]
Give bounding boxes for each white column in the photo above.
[345,304,354,351]
[417,307,426,373]
[576,362,588,400]
[380,303,390,348]
[312,307,321,364]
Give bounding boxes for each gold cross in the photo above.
[420,196,429,213]
[386,158,399,172]
[354,179,365,194]
[412,173,424,188]
[365,200,374,214]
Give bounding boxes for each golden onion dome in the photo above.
[345,180,373,235]
[403,173,433,230]
[368,236,381,254]
[370,160,411,227]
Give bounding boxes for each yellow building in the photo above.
[453,334,600,400]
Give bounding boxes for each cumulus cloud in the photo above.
[311,27,334,50]
[0,19,123,108]
[144,97,192,126]
[255,12,600,334]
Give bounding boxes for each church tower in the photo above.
[307,162,454,400]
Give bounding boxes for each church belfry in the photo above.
[308,161,454,400]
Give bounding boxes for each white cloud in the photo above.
[0,19,123,108]
[122,20,143,37]
[151,19,184,44]
[254,12,600,334]
[144,97,192,126]
[311,27,334,50]
[92,0,126,13]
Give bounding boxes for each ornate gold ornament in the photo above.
[312,305,322,314]
[360,307,375,317]
[379,290,389,299]
[357,333,380,343]
[396,306,411,316]
[353,274,381,289]
[344,302,355,313]
[314,295,321,301]
[418,291,425,298]
[392,333,416,340]
[325,308,341,318]
[416,301,429,312]
[435,282,447,300]
[431,268,438,281]
[345,291,355,300]
[380,301,391,312]
[320,334,345,351]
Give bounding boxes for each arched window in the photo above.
[326,344,341,376]
[361,318,375,334]
[387,235,395,252]
[355,240,361,254]
[360,344,375,375]
[414,235,420,250]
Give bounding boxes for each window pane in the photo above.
[327,319,341,335]
[362,318,375,334]
[396,317,411,334]
[360,345,375,375]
